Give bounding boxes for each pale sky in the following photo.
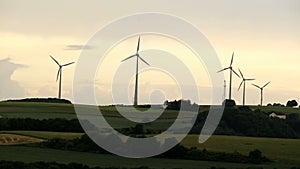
[0,0,300,105]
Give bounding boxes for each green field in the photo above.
[249,105,300,114]
[1,130,300,166]
[0,146,298,169]
[0,102,179,120]
[181,135,300,165]
[1,102,300,168]
[0,102,76,119]
[1,102,300,120]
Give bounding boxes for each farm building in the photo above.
[269,112,286,120]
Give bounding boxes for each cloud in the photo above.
[0,58,25,100]
[64,45,94,51]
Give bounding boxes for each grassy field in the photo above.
[1,130,300,166]
[1,102,300,119]
[1,102,300,168]
[0,102,179,120]
[181,135,300,165]
[0,145,298,169]
[249,105,300,114]
[0,102,76,119]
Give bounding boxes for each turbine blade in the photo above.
[262,81,271,88]
[121,54,136,62]
[252,83,261,89]
[232,69,240,78]
[56,67,61,81]
[246,78,255,81]
[62,62,75,67]
[138,55,150,66]
[136,36,140,53]
[50,55,60,66]
[217,67,229,73]
[238,68,243,79]
[238,81,243,91]
[230,52,234,66]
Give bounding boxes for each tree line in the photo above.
[191,106,300,138]
[0,161,151,169]
[35,134,270,164]
[1,107,300,138]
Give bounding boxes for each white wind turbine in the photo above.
[238,69,255,106]
[217,52,240,100]
[252,81,271,106]
[121,36,150,106]
[50,55,75,99]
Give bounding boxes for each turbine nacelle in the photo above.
[252,81,271,106]
[217,52,240,78]
[121,36,150,66]
[252,81,271,90]
[238,68,255,91]
[50,55,75,81]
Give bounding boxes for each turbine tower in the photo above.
[238,69,255,106]
[223,80,227,101]
[121,36,150,107]
[50,55,75,99]
[217,52,240,100]
[252,81,271,106]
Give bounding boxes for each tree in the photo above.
[286,100,298,107]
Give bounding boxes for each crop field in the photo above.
[0,134,45,145]
[0,131,84,140]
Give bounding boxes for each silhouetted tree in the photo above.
[286,100,298,107]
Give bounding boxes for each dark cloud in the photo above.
[64,45,94,51]
[0,58,25,100]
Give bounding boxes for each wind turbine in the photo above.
[50,55,75,99]
[238,69,255,106]
[121,36,150,107]
[217,52,240,100]
[252,81,271,106]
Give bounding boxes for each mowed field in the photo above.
[0,133,45,145]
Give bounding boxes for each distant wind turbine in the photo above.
[217,52,240,100]
[121,36,150,107]
[238,69,255,106]
[252,81,271,106]
[50,55,75,99]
